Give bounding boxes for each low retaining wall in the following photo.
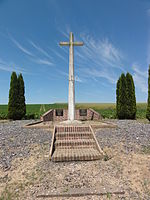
[41,108,102,122]
[41,109,53,121]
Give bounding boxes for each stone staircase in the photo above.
[50,125,103,162]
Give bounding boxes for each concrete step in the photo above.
[52,148,101,162]
[55,139,95,148]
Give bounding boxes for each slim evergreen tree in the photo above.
[117,73,128,119]
[8,72,19,119]
[146,65,150,121]
[116,76,121,118]
[126,73,136,119]
[8,72,26,120]
[18,74,26,119]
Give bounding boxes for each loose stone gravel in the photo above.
[0,120,51,170]
[96,120,150,152]
[0,120,150,200]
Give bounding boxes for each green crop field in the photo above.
[0,103,147,119]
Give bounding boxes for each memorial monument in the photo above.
[40,32,101,122]
[60,32,83,122]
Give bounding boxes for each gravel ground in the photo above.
[0,120,51,171]
[0,120,150,200]
[97,119,150,152]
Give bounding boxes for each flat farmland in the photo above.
[0,103,147,119]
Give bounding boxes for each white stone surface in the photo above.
[60,32,83,122]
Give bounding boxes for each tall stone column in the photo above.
[60,32,83,123]
[68,32,75,121]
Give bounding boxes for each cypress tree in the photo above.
[146,65,150,121]
[18,74,26,119]
[8,72,19,119]
[126,73,136,119]
[117,73,128,119]
[116,76,121,118]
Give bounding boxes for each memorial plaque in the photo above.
[79,109,87,116]
[56,109,63,116]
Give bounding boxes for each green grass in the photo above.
[0,103,147,119]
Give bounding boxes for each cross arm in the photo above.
[73,42,84,46]
[59,42,70,46]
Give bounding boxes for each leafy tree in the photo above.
[8,72,19,119]
[126,73,136,119]
[146,66,150,121]
[18,73,26,119]
[117,73,128,119]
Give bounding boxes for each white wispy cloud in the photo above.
[9,34,34,57]
[56,69,68,78]
[59,45,68,55]
[49,47,67,62]
[72,34,124,84]
[56,68,83,83]
[7,31,124,85]
[0,59,28,73]
[79,67,116,84]
[58,27,70,39]
[32,58,53,66]
[75,75,83,83]
[8,33,55,68]
[28,40,52,59]
[77,34,124,70]
[132,63,148,93]
[58,30,125,84]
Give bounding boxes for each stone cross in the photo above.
[60,32,83,122]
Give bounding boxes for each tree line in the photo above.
[7,66,150,121]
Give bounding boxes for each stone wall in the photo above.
[41,109,53,122]
[41,108,101,122]
[89,108,101,120]
[54,109,68,121]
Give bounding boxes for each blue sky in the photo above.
[0,0,150,104]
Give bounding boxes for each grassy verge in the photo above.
[0,103,147,119]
